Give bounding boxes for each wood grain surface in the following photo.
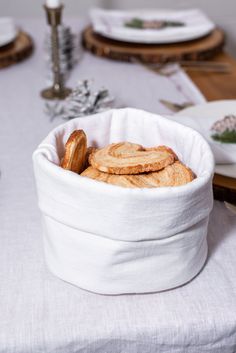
[82,26,225,63]
[0,31,34,69]
[188,52,236,100]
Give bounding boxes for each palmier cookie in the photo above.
[60,130,87,173]
[84,146,97,169]
[90,142,177,175]
[81,161,194,188]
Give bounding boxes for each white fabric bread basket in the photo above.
[33,108,214,295]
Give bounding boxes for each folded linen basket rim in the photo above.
[33,107,214,197]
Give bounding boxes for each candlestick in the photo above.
[41,4,72,100]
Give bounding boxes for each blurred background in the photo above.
[0,0,235,56]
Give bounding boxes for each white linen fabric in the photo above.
[1,18,236,353]
[90,8,215,44]
[33,108,214,294]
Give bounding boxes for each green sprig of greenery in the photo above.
[124,18,185,29]
[125,18,143,29]
[211,129,236,143]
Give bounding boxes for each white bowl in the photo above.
[33,108,214,294]
[0,17,17,47]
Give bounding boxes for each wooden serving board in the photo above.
[0,31,34,69]
[82,26,225,63]
[213,173,236,203]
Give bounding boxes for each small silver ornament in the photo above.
[44,80,114,121]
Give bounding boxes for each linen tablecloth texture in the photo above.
[33,108,214,294]
[1,19,236,353]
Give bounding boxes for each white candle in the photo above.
[46,0,61,8]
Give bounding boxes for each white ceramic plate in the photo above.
[0,18,17,47]
[90,8,215,44]
[174,100,236,178]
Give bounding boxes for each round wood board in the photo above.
[0,31,34,69]
[213,173,236,204]
[82,26,225,63]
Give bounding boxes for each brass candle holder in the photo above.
[41,5,72,100]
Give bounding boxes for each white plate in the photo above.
[0,18,17,47]
[174,100,236,178]
[90,8,215,44]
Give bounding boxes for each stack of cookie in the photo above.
[61,130,195,188]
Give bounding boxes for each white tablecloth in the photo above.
[1,19,236,353]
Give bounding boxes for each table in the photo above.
[1,19,236,353]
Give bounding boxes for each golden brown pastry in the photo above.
[81,161,194,188]
[90,142,177,175]
[60,130,87,173]
[84,146,97,169]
